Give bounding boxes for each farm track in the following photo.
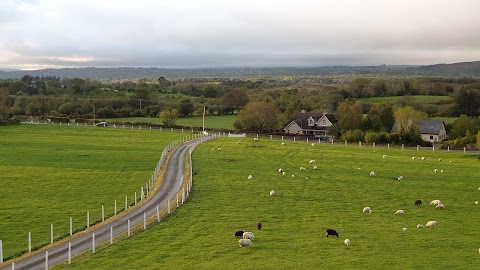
[0,138,199,270]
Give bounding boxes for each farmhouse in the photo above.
[391,120,447,143]
[283,111,337,139]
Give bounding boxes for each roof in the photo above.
[287,112,337,131]
[391,120,445,135]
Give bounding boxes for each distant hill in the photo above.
[0,61,479,80]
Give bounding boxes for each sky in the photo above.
[1,0,480,70]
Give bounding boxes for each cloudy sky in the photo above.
[1,0,479,70]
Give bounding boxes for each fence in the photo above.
[0,130,225,269]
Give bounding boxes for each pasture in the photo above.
[360,95,452,104]
[100,115,237,130]
[0,125,187,260]
[54,138,479,269]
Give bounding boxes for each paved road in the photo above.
[0,138,201,270]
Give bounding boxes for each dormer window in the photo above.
[322,120,327,126]
[308,117,315,126]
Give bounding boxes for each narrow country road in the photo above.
[0,138,202,270]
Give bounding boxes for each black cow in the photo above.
[326,229,339,237]
[235,230,244,237]
[414,200,422,206]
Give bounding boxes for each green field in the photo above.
[430,117,458,125]
[360,95,452,104]
[100,115,237,130]
[54,138,480,269]
[0,125,188,259]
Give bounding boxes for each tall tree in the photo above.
[335,100,363,132]
[234,102,279,132]
[365,103,394,132]
[178,99,194,117]
[159,109,179,127]
[350,77,370,98]
[393,106,428,134]
[222,89,249,114]
[453,88,480,116]
[0,88,10,120]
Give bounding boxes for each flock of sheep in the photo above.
[232,138,478,253]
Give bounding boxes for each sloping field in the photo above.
[0,125,187,259]
[360,95,451,104]
[54,138,479,270]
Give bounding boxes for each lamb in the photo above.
[412,157,416,160]
[435,203,445,210]
[440,170,444,173]
[326,229,339,237]
[269,190,276,196]
[403,227,407,232]
[300,167,306,171]
[235,230,245,237]
[426,221,438,228]
[475,201,478,205]
[344,239,350,246]
[438,158,442,161]
[281,142,285,146]
[257,223,262,230]
[253,137,258,141]
[247,175,253,180]
[311,143,315,147]
[395,210,405,216]
[421,157,426,160]
[278,168,284,173]
[217,148,222,151]
[363,207,372,213]
[430,200,441,206]
[397,176,404,181]
[313,165,318,170]
[383,155,387,158]
[282,172,286,176]
[434,169,438,173]
[369,171,376,177]
[238,238,252,247]
[414,200,422,206]
[243,232,255,240]
[309,160,315,164]
[416,224,424,229]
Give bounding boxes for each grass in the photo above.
[359,95,452,104]
[53,138,480,269]
[100,115,237,130]
[430,117,458,125]
[0,125,188,260]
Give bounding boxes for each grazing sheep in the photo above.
[426,221,438,228]
[313,165,318,170]
[438,158,442,161]
[281,142,285,146]
[309,160,315,164]
[238,238,252,247]
[235,230,245,237]
[478,187,480,191]
[430,200,441,206]
[253,138,258,141]
[217,148,222,151]
[414,200,422,206]
[311,143,315,147]
[305,177,308,180]
[436,203,445,210]
[475,201,478,205]
[247,175,253,180]
[291,174,295,178]
[412,157,416,160]
[282,171,286,176]
[440,170,444,173]
[243,232,255,240]
[363,207,372,213]
[236,141,242,144]
[257,223,262,230]
[395,210,405,216]
[403,227,407,232]
[369,171,376,177]
[397,176,404,181]
[278,168,284,173]
[434,169,438,173]
[300,167,306,171]
[344,239,350,246]
[326,229,339,237]
[421,157,426,160]
[269,190,276,196]
[383,155,387,158]
[417,224,424,229]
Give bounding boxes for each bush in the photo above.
[364,131,388,144]
[341,129,364,142]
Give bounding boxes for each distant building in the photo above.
[391,120,446,143]
[283,111,337,139]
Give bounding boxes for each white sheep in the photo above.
[475,201,478,205]
[412,157,416,160]
[369,171,376,177]
[238,238,252,247]
[478,187,480,191]
[269,190,276,196]
[416,224,424,229]
[305,177,308,180]
[282,171,286,176]
[291,174,295,178]
[436,203,445,210]
[278,168,284,173]
[344,239,350,246]
[243,232,255,240]
[438,158,442,161]
[434,169,438,173]
[395,210,405,216]
[311,143,315,147]
[440,170,444,173]
[236,141,242,144]
[397,176,404,181]
[217,148,222,151]
[363,207,372,213]
[426,221,438,228]
[247,175,253,180]
[382,155,387,158]
[309,160,315,164]
[313,165,318,170]
[253,138,258,141]
[300,167,306,171]
[281,142,285,146]
[430,200,441,206]
[421,157,426,160]
[403,227,407,232]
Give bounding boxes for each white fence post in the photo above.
[92,233,95,254]
[401,144,404,150]
[45,251,48,270]
[373,142,375,148]
[157,206,160,222]
[87,211,90,228]
[144,213,147,230]
[50,224,53,244]
[176,194,179,207]
[168,200,171,214]
[110,227,113,245]
[68,242,71,264]
[28,232,31,252]
[125,196,128,210]
[417,145,419,150]
[135,192,137,205]
[358,141,361,147]
[464,147,466,153]
[102,206,105,222]
[70,217,72,236]
[114,200,117,216]
[12,262,15,270]
[433,145,435,151]
[388,143,390,148]
[182,189,185,204]
[447,146,450,152]
[345,141,347,146]
[0,239,3,263]
[128,220,131,236]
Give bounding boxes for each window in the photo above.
[322,120,327,126]
[308,117,314,126]
[430,135,433,140]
